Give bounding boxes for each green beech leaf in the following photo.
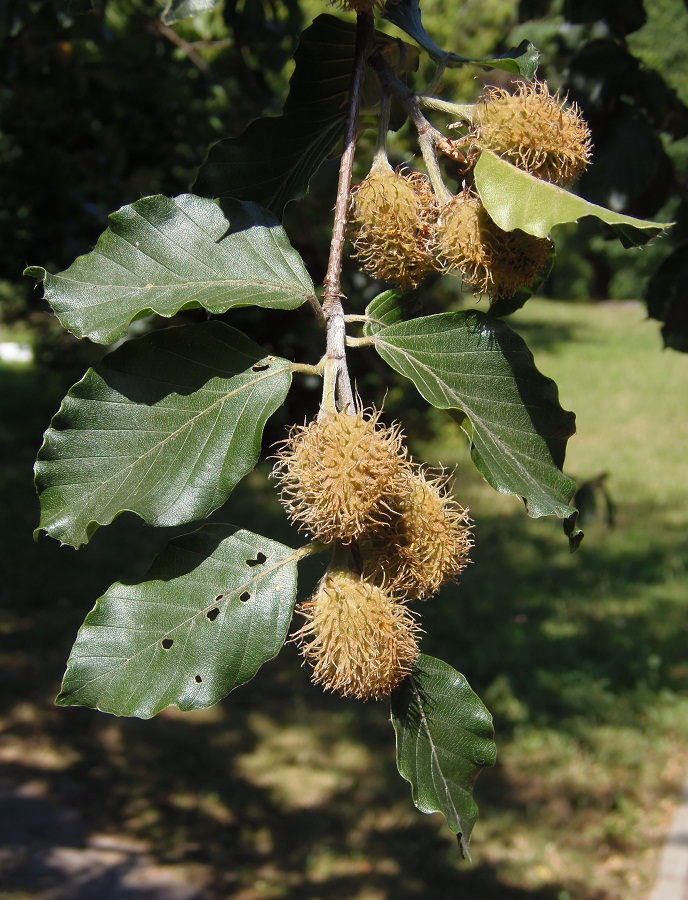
[57,524,300,718]
[194,15,351,214]
[363,290,421,338]
[383,0,539,78]
[161,0,220,24]
[475,150,672,246]
[645,244,688,353]
[194,15,418,216]
[35,322,291,548]
[194,115,345,220]
[25,195,314,345]
[391,654,496,858]
[373,311,578,524]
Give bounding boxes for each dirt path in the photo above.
[0,770,209,899]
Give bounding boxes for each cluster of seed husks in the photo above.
[273,409,471,699]
[349,81,590,298]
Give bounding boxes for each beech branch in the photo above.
[320,11,375,414]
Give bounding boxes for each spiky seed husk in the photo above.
[437,190,552,299]
[473,80,592,186]
[293,567,420,700]
[368,467,472,599]
[272,408,410,544]
[350,164,438,291]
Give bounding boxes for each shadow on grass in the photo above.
[0,364,682,899]
[424,509,688,729]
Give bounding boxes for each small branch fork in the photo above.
[368,51,468,205]
[319,12,376,416]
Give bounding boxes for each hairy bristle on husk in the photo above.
[272,408,410,544]
[293,567,420,700]
[437,189,552,298]
[350,164,438,291]
[368,467,472,599]
[473,80,592,185]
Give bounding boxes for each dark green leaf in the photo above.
[383,0,539,78]
[194,114,346,219]
[194,15,418,216]
[35,322,292,548]
[373,311,578,523]
[475,150,672,244]
[363,290,421,338]
[563,0,646,36]
[161,0,220,25]
[57,524,300,718]
[391,654,496,858]
[25,195,314,345]
[645,244,688,353]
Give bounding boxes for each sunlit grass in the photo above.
[1,300,686,899]
[413,299,688,898]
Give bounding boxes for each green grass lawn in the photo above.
[1,300,686,899]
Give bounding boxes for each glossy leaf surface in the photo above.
[391,654,496,858]
[383,0,539,78]
[25,195,314,345]
[475,151,672,246]
[374,311,578,523]
[57,524,300,718]
[35,322,291,548]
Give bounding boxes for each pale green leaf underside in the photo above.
[57,524,300,718]
[25,195,314,344]
[35,322,291,548]
[374,311,577,520]
[383,0,538,78]
[475,151,672,244]
[391,654,496,858]
[363,290,411,338]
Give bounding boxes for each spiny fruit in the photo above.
[293,567,420,700]
[472,80,592,186]
[369,467,472,599]
[437,189,552,299]
[350,162,438,291]
[272,407,409,544]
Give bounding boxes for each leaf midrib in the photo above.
[66,545,302,692]
[41,363,288,525]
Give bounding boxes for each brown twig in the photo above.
[152,20,211,75]
[320,12,375,414]
[368,50,454,204]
